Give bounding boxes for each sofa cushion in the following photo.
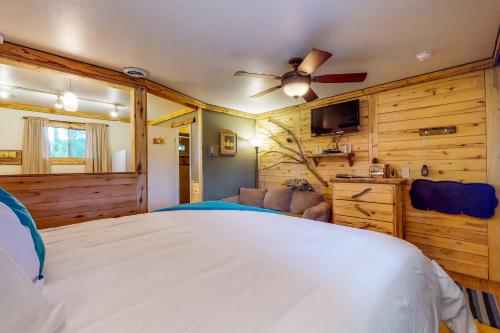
[239,188,267,208]
[289,191,324,214]
[263,188,293,212]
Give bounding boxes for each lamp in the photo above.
[110,105,119,118]
[63,80,78,112]
[249,137,264,188]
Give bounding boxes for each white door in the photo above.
[147,126,179,211]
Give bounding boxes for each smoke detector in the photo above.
[122,67,149,78]
[416,50,432,62]
[0,33,4,45]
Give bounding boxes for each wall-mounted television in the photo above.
[311,99,360,136]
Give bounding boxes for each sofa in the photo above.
[222,188,331,222]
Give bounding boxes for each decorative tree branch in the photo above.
[256,130,302,158]
[261,150,303,163]
[262,161,303,170]
[259,118,328,187]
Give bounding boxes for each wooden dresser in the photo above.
[332,178,406,238]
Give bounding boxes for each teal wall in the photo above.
[202,110,256,200]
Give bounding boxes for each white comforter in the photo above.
[41,210,475,333]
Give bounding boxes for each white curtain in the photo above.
[21,117,50,174]
[85,123,110,173]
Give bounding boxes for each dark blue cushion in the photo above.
[410,180,498,219]
[0,188,45,278]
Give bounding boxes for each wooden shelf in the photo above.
[307,152,355,167]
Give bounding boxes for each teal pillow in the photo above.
[0,188,45,278]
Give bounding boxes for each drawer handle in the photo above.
[354,204,371,217]
[351,188,372,199]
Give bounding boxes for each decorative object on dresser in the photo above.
[332,178,406,238]
[220,130,237,156]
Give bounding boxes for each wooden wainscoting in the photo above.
[0,173,140,229]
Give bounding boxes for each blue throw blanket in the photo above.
[155,201,282,215]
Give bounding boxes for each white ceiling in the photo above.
[0,0,499,114]
[147,93,186,121]
[0,63,131,117]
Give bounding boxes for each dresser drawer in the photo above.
[335,215,394,235]
[334,183,394,204]
[334,199,394,222]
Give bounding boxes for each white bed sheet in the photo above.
[41,210,475,333]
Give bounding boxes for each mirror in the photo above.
[0,62,133,175]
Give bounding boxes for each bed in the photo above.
[37,209,475,333]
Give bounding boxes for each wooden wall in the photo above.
[257,69,496,279]
[0,173,139,229]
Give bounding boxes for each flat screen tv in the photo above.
[311,99,360,136]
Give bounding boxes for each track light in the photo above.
[54,95,63,109]
[0,90,10,99]
[110,105,119,118]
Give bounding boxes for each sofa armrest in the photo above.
[220,195,239,203]
[303,201,331,222]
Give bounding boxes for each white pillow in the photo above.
[0,202,40,281]
[0,244,65,333]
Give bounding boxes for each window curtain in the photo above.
[21,117,50,174]
[85,123,110,173]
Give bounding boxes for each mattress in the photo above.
[40,210,475,333]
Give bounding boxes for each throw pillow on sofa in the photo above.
[289,191,324,214]
[263,188,293,212]
[239,188,267,208]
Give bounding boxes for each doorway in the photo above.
[178,126,190,204]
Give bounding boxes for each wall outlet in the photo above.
[401,167,410,179]
[315,147,322,154]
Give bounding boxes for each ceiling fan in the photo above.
[234,48,367,102]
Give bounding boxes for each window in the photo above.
[48,127,86,158]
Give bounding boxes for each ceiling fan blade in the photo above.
[313,73,368,83]
[297,48,332,74]
[302,88,318,102]
[234,71,281,80]
[250,85,282,98]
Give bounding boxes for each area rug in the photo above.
[456,282,500,329]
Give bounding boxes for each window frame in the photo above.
[47,121,86,165]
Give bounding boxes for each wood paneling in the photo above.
[258,69,497,279]
[0,173,139,229]
[486,66,500,281]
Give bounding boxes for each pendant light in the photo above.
[63,80,78,112]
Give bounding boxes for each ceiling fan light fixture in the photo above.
[283,82,310,98]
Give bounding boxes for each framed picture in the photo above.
[0,150,22,165]
[220,130,237,156]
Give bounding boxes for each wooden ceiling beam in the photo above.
[147,107,196,126]
[0,100,119,122]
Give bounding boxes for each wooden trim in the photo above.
[368,94,378,162]
[0,101,117,121]
[493,26,500,65]
[486,67,500,282]
[197,107,204,201]
[133,87,148,213]
[256,58,495,118]
[147,107,195,126]
[50,157,85,165]
[171,117,195,128]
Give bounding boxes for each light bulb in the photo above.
[249,137,264,148]
[0,90,10,99]
[283,82,310,98]
[63,91,78,111]
[54,96,63,109]
[110,110,118,118]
